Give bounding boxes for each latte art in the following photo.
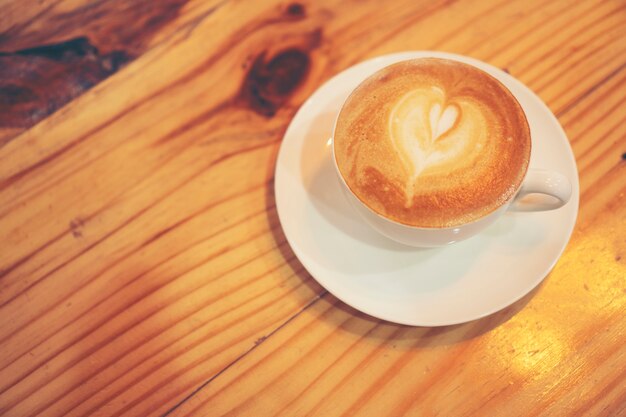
[333,58,531,228]
[389,86,477,206]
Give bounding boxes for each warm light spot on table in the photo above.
[510,324,571,378]
[484,310,572,382]
[550,211,626,315]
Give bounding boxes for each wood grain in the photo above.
[0,0,624,416]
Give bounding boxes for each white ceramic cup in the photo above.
[331,59,572,248]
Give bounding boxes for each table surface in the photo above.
[0,0,625,416]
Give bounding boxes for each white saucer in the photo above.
[274,51,579,326]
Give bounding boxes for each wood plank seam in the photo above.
[160,290,329,417]
[110,266,313,417]
[271,319,384,416]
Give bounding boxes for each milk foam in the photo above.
[389,87,485,206]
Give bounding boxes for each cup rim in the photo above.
[330,55,532,230]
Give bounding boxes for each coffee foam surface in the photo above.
[333,58,531,228]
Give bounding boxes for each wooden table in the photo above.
[1,0,625,416]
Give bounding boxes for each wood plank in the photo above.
[0,0,624,416]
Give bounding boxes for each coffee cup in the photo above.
[331,56,572,247]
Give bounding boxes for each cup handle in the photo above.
[509,169,572,212]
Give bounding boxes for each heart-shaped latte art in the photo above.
[389,86,479,206]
